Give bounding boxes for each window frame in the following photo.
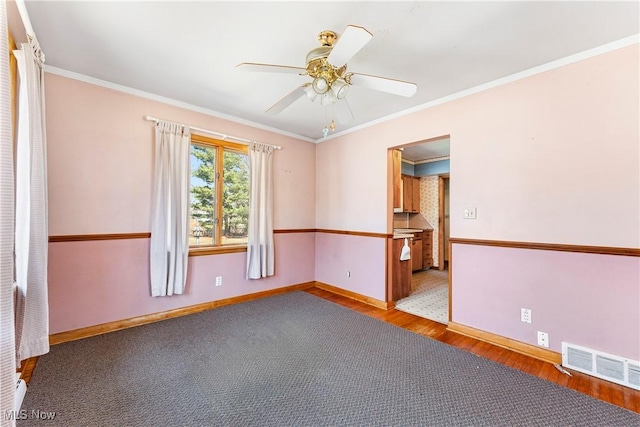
[189,134,249,256]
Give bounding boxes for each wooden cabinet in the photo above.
[402,175,421,213]
[402,175,411,212]
[408,230,433,273]
[422,229,433,269]
[411,177,420,212]
[392,149,402,210]
[391,237,412,300]
[411,232,423,272]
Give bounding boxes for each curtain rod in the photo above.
[144,116,281,150]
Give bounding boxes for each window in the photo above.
[189,134,249,249]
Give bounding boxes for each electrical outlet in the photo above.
[521,308,532,324]
[346,271,351,278]
[215,276,222,287]
[537,331,549,348]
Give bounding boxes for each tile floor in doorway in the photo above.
[395,269,448,324]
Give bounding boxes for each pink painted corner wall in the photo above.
[317,45,639,248]
[44,73,318,333]
[314,232,387,301]
[451,243,640,360]
[45,73,316,235]
[43,40,639,366]
[48,232,315,334]
[315,137,388,233]
[314,45,639,358]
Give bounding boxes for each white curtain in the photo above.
[13,35,49,363]
[246,142,275,279]
[0,0,16,423]
[150,121,190,296]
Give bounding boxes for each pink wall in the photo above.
[315,137,388,233]
[48,232,315,334]
[451,244,640,360]
[315,44,639,359]
[43,40,639,363]
[45,73,316,235]
[314,232,387,301]
[44,73,318,333]
[318,45,639,246]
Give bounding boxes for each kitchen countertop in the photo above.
[393,228,434,238]
[392,233,413,239]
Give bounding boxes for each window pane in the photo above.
[190,144,216,246]
[221,149,249,245]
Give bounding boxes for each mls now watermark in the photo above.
[4,409,57,421]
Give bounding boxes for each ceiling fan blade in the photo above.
[327,25,373,68]
[237,62,306,75]
[265,86,306,115]
[348,73,417,97]
[334,98,354,124]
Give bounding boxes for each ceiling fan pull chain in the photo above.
[322,105,330,138]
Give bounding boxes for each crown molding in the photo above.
[43,66,316,144]
[321,34,640,143]
[416,156,450,165]
[44,34,638,146]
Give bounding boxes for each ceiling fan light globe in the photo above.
[312,77,329,94]
[303,84,317,101]
[321,89,336,106]
[332,80,349,99]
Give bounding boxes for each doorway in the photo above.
[438,175,450,271]
[390,137,451,325]
[395,173,449,325]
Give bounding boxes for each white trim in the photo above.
[417,156,450,165]
[15,0,34,37]
[322,34,640,143]
[401,156,450,166]
[45,34,638,145]
[43,66,316,143]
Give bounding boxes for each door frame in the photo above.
[437,174,449,271]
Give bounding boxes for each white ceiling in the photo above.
[401,137,451,163]
[15,1,640,142]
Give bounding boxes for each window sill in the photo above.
[189,245,247,257]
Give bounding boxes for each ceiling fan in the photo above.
[237,25,417,135]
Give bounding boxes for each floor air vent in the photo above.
[562,342,640,390]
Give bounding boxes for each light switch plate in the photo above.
[463,207,477,219]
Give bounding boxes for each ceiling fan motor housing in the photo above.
[306,30,348,95]
[317,30,337,47]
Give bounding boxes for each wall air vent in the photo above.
[562,342,640,390]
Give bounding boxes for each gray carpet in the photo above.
[18,291,640,426]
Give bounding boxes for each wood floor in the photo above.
[19,286,639,414]
[305,287,640,414]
